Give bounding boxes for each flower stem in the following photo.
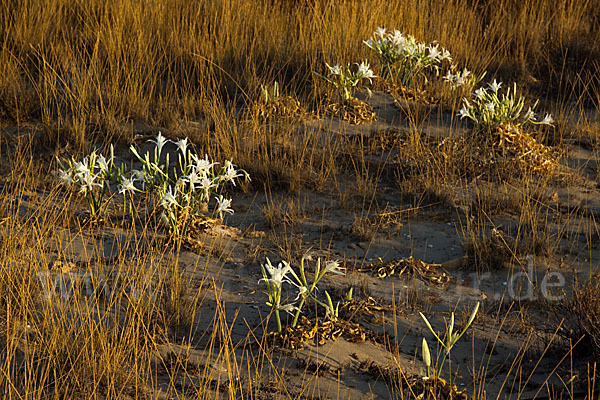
[291,297,306,328]
[275,308,282,333]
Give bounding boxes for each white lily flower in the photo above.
[375,27,387,37]
[356,61,376,82]
[427,45,441,61]
[215,195,234,217]
[78,171,101,194]
[183,170,202,186]
[58,168,73,186]
[474,87,487,100]
[326,63,342,76]
[488,79,502,93]
[278,303,299,316]
[118,177,137,194]
[97,154,109,173]
[74,161,88,175]
[485,102,495,112]
[197,173,217,198]
[440,48,452,62]
[443,71,455,83]
[523,107,535,121]
[149,132,169,155]
[192,154,217,174]
[159,186,179,209]
[259,258,293,288]
[390,30,405,47]
[221,160,243,185]
[175,138,189,155]
[458,104,470,119]
[540,113,554,125]
[324,260,345,275]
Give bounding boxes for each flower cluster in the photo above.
[57,145,124,216]
[259,255,345,333]
[313,61,376,103]
[57,133,249,236]
[364,27,451,87]
[128,133,249,236]
[458,80,554,133]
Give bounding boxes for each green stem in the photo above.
[275,308,282,333]
[291,297,306,328]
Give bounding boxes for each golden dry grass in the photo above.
[1,0,600,398]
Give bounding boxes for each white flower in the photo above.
[356,61,376,82]
[73,161,88,175]
[175,138,189,155]
[183,170,202,186]
[149,132,169,155]
[488,79,502,93]
[259,258,293,288]
[159,186,179,209]
[221,160,243,185]
[443,71,455,83]
[118,177,137,194]
[390,30,405,47]
[375,27,387,37]
[485,102,495,112]
[427,45,441,61]
[192,154,217,174]
[197,173,218,198]
[58,168,73,186]
[326,63,342,76]
[78,171,101,194]
[523,107,535,121]
[215,195,234,217]
[440,48,452,62]
[458,104,470,119]
[474,87,487,100]
[294,286,308,301]
[541,113,554,126]
[278,303,299,316]
[96,154,109,173]
[324,260,345,275]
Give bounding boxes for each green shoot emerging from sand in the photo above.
[420,302,479,382]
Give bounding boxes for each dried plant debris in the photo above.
[326,99,377,125]
[358,257,452,285]
[405,375,470,400]
[437,127,562,178]
[491,124,560,175]
[369,129,410,151]
[253,96,304,120]
[267,316,369,349]
[341,296,393,320]
[386,83,438,105]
